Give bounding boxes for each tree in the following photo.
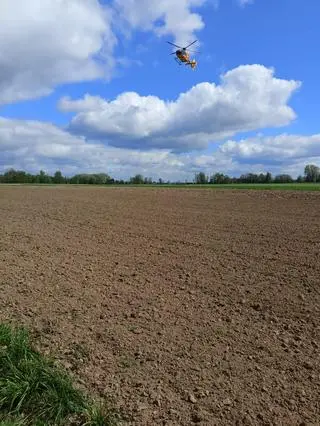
[37,170,51,184]
[2,169,32,183]
[53,170,65,184]
[304,164,320,183]
[94,173,112,184]
[274,174,293,183]
[195,172,208,184]
[211,173,230,184]
[265,172,272,183]
[130,174,144,184]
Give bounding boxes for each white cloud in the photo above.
[238,0,254,6]
[0,0,258,107]
[219,134,320,163]
[59,94,110,113]
[112,0,207,45]
[0,0,117,105]
[0,116,190,180]
[1,116,319,180]
[59,64,301,152]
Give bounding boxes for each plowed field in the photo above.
[1,186,319,425]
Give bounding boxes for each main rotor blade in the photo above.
[167,41,182,49]
[185,40,197,49]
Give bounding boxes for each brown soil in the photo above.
[0,186,319,425]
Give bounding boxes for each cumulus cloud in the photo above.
[0,116,190,180]
[0,0,257,106]
[59,94,110,113]
[0,0,116,105]
[1,116,319,180]
[112,0,206,45]
[58,64,301,152]
[219,134,320,164]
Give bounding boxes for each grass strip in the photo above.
[0,323,120,425]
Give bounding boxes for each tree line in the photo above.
[0,164,319,185]
[194,164,320,184]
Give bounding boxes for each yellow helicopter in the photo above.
[167,40,198,69]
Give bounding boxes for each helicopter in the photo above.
[167,40,198,69]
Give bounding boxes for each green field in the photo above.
[134,183,320,191]
[1,183,320,191]
[169,183,320,190]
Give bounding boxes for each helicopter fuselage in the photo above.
[176,49,189,62]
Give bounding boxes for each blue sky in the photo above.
[1,0,320,180]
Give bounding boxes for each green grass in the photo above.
[170,183,320,190]
[0,323,121,426]
[118,183,319,190]
[1,182,320,190]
